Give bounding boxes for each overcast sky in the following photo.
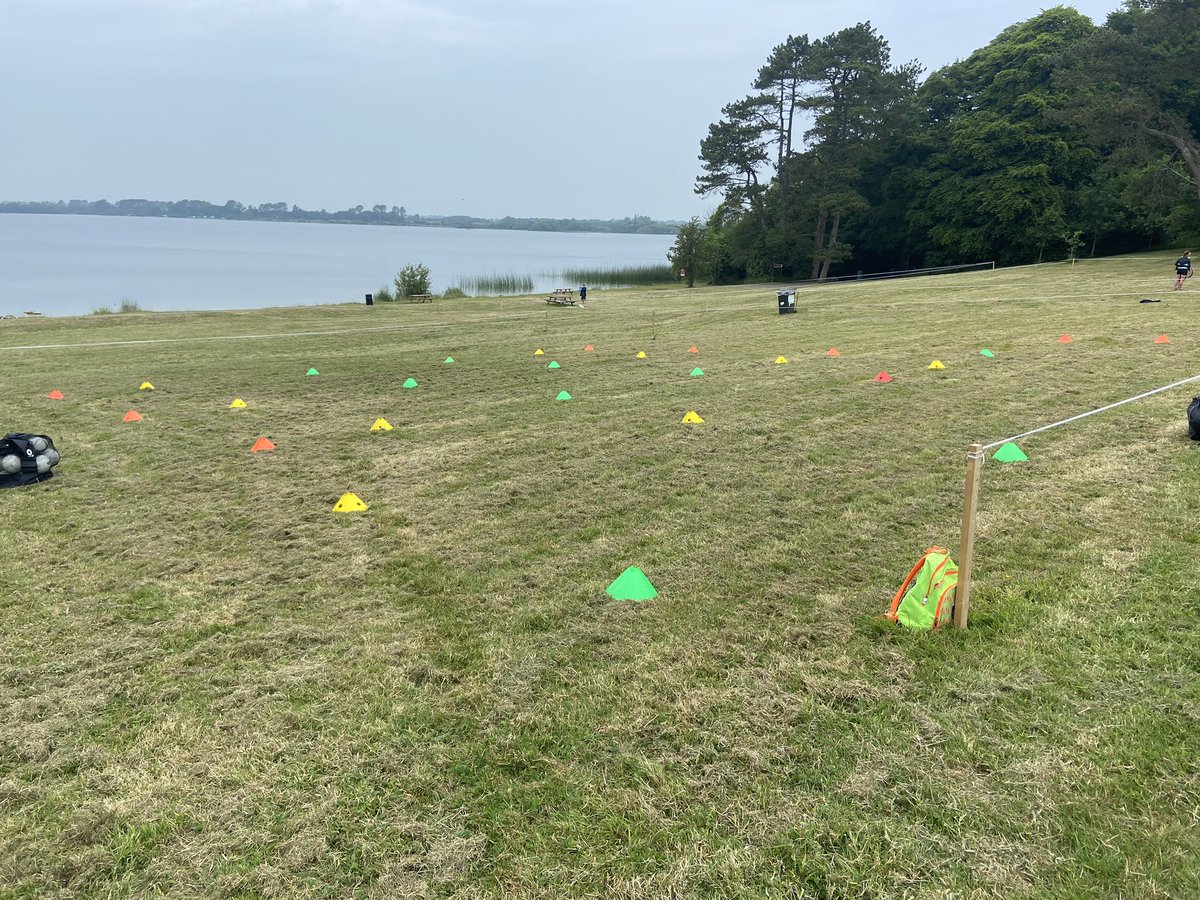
[2,0,1120,221]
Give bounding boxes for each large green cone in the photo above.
[606,566,658,601]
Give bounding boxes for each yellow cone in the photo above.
[333,492,369,513]
[370,417,393,431]
[534,349,545,356]
[636,351,648,359]
[775,356,788,364]
[139,381,155,390]
[228,398,247,409]
[928,360,945,370]
[681,411,704,424]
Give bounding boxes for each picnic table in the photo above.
[545,288,577,306]
[407,294,434,303]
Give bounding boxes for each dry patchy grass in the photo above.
[1,256,1198,898]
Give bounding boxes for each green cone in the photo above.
[606,566,658,601]
[556,390,572,401]
[547,361,561,370]
[444,356,455,364]
[306,367,319,376]
[403,377,418,389]
[980,349,995,358]
[993,442,1028,462]
[690,367,705,377]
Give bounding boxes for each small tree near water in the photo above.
[395,263,431,298]
[668,218,706,287]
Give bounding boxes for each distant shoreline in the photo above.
[0,201,681,236]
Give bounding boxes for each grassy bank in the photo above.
[1,256,1198,898]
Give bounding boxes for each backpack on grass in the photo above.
[887,546,959,631]
[1189,397,1200,441]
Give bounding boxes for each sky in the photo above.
[1,0,1122,221]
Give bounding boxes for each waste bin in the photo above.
[365,293,374,306]
[777,289,796,315]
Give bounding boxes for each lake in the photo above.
[0,214,677,317]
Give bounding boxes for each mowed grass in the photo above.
[1,256,1198,899]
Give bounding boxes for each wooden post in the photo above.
[652,311,657,341]
[954,443,985,629]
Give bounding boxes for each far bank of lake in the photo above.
[1,214,677,318]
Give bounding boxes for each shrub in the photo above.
[394,263,431,298]
[441,287,468,299]
[118,298,143,313]
[375,284,395,302]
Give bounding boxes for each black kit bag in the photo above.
[1189,398,1200,441]
[0,433,61,488]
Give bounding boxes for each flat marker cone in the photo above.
[444,356,455,364]
[123,410,143,422]
[826,348,840,357]
[775,356,788,364]
[370,418,393,431]
[306,367,319,375]
[229,398,247,409]
[547,361,561,369]
[403,377,418,389]
[47,389,64,400]
[681,410,704,424]
[606,565,658,601]
[980,349,995,358]
[250,436,276,452]
[332,492,369,513]
[688,345,699,354]
[534,349,545,356]
[139,381,155,391]
[874,372,893,383]
[690,367,704,377]
[993,442,1028,463]
[1058,335,1073,344]
[636,351,648,359]
[928,360,945,370]
[1154,335,1171,344]
[556,390,572,401]
[584,344,594,352]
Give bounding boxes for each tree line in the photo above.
[0,198,679,235]
[670,0,1200,285]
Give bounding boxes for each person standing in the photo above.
[579,284,587,305]
[1175,251,1192,290]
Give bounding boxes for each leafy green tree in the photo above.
[394,263,431,297]
[668,218,706,287]
[902,8,1099,264]
[1058,0,1200,223]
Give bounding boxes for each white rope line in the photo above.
[982,373,1200,450]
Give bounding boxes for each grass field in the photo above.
[2,256,1198,898]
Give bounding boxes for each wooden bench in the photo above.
[407,294,434,303]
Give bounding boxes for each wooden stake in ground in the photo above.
[954,443,984,630]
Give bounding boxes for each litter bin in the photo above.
[365,293,374,306]
[777,289,796,315]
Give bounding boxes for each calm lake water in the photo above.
[0,214,677,317]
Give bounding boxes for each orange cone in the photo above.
[826,348,840,357]
[47,389,64,400]
[250,437,276,452]
[1058,335,1073,343]
[688,345,699,354]
[123,410,143,422]
[1154,334,1171,344]
[584,344,594,351]
[874,372,893,383]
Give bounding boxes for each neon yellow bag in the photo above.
[887,546,959,631]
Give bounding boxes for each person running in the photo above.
[1175,251,1192,290]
